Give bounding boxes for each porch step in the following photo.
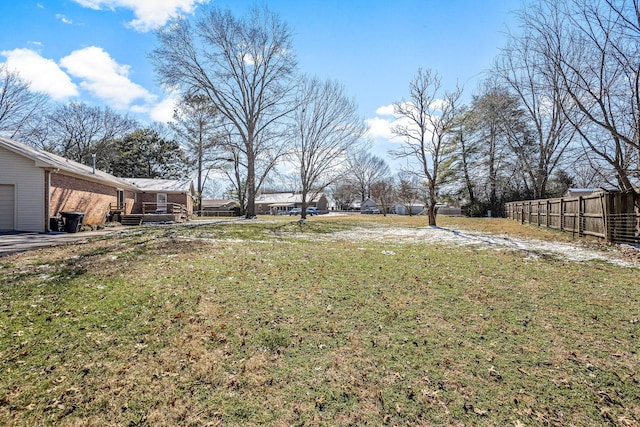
[120,214,143,226]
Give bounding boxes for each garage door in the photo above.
[0,184,15,231]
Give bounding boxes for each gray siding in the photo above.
[0,146,45,232]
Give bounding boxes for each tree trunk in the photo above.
[428,181,437,226]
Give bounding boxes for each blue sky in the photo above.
[0,0,520,162]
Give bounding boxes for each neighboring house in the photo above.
[124,178,194,218]
[199,199,240,217]
[0,136,193,232]
[394,203,424,215]
[563,188,601,198]
[360,198,379,212]
[254,192,328,215]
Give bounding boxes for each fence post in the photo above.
[601,193,611,243]
[578,196,584,237]
[560,199,565,231]
[546,200,550,227]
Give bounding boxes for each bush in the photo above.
[465,201,490,217]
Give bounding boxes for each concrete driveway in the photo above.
[0,228,121,257]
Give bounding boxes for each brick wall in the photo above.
[50,173,135,224]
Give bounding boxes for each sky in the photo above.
[0,0,521,167]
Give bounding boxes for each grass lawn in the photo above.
[0,215,638,426]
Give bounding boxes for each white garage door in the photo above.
[0,184,15,231]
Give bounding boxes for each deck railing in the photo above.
[109,203,127,213]
[142,202,189,218]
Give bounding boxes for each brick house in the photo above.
[0,136,192,232]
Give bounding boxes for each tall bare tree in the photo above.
[347,149,390,202]
[391,68,461,225]
[152,5,298,218]
[290,76,366,219]
[520,0,640,195]
[495,16,578,200]
[0,64,49,143]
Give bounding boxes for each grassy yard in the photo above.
[0,215,638,426]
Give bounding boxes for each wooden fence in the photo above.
[504,191,640,244]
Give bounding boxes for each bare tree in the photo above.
[395,173,422,216]
[391,68,461,225]
[0,64,49,142]
[46,102,138,169]
[495,14,578,200]
[347,149,390,202]
[171,94,223,212]
[152,5,298,218]
[521,0,640,195]
[290,76,366,219]
[370,177,396,216]
[329,182,359,211]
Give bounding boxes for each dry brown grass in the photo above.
[1,217,639,426]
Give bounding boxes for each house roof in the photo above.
[124,178,194,194]
[0,136,138,190]
[255,192,326,205]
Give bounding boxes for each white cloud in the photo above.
[0,48,78,100]
[72,0,209,32]
[365,102,440,145]
[56,14,73,24]
[365,116,398,141]
[60,46,155,109]
[127,90,180,123]
[366,104,404,142]
[375,104,397,116]
[149,93,180,122]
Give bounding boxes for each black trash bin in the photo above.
[49,216,64,232]
[60,212,85,233]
